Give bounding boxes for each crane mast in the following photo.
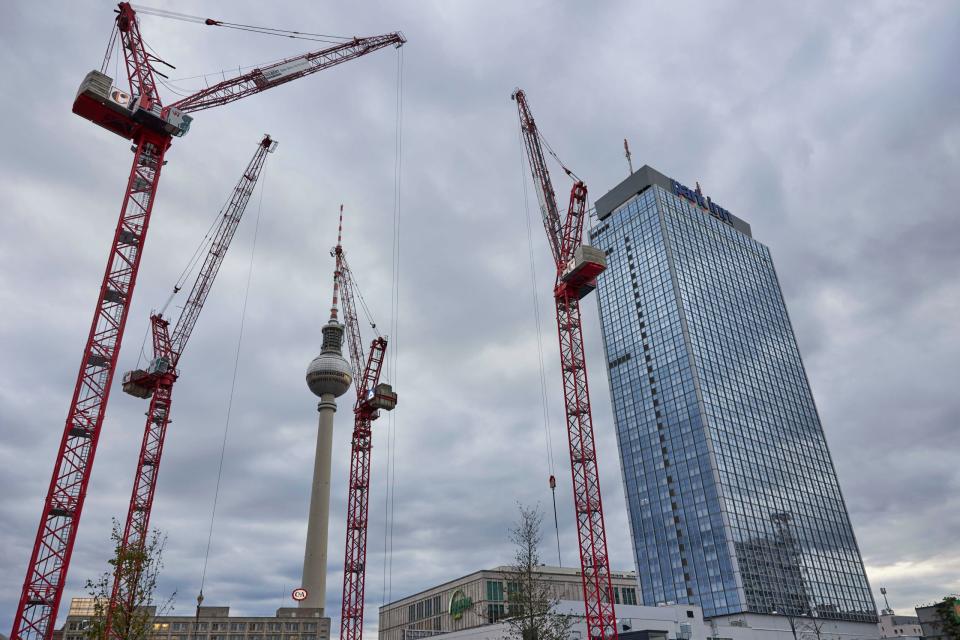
[103,135,277,640]
[333,221,397,640]
[512,89,617,640]
[13,2,403,637]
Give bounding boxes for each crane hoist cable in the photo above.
[197,159,270,599]
[518,122,562,567]
[380,44,404,605]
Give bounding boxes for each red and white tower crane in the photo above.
[12,5,404,639]
[512,89,617,640]
[103,134,278,640]
[333,212,398,640]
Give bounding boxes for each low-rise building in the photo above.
[916,598,960,640]
[57,598,330,640]
[378,566,880,640]
[378,566,639,640]
[877,612,922,639]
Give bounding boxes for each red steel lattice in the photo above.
[13,2,403,636]
[513,89,618,640]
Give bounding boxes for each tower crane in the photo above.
[332,212,397,640]
[13,4,404,639]
[511,89,617,640]
[104,134,278,640]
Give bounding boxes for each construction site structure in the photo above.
[331,211,398,640]
[512,88,617,640]
[103,134,277,640]
[12,4,404,639]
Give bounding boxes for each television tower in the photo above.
[302,221,353,613]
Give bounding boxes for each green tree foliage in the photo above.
[934,596,960,640]
[84,519,176,640]
[498,505,573,640]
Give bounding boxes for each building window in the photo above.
[231,623,246,632]
[250,624,263,631]
[486,581,504,602]
[285,623,300,632]
[487,604,505,622]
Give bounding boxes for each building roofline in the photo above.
[379,565,637,610]
[594,164,752,238]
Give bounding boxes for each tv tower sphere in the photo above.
[306,318,352,398]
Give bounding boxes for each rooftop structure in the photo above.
[877,612,922,639]
[378,565,639,640]
[56,599,329,640]
[915,599,960,640]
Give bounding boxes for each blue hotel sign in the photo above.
[672,180,733,224]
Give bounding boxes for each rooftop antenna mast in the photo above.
[880,587,893,615]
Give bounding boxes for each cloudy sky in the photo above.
[1,0,958,636]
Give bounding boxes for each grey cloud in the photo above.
[2,0,959,636]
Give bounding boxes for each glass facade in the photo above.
[591,174,876,622]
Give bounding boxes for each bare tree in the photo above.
[84,519,176,640]
[498,505,573,640]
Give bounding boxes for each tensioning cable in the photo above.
[518,120,563,568]
[196,158,270,601]
[381,44,404,608]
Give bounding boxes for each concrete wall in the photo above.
[876,613,922,638]
[709,613,880,640]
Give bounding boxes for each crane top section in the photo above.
[512,88,606,298]
[327,207,397,415]
[121,134,277,399]
[73,3,405,141]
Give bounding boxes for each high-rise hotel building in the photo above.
[591,166,876,623]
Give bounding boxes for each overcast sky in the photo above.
[1,1,958,637]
